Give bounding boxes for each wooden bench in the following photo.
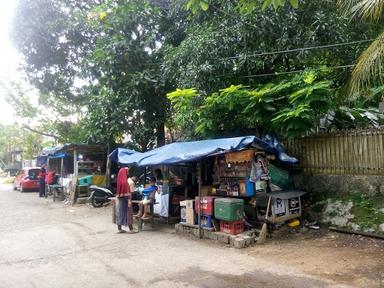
[132,200,157,231]
[48,184,65,202]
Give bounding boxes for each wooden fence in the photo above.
[284,129,384,175]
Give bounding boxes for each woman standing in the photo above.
[38,167,46,198]
[116,167,134,233]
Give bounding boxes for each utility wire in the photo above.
[237,64,356,79]
[226,39,375,60]
[209,4,375,60]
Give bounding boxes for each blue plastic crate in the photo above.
[245,178,256,197]
[200,215,213,228]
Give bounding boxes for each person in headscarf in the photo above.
[116,167,134,233]
[38,167,46,198]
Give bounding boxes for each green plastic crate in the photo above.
[269,164,291,189]
[78,175,93,186]
[214,198,244,221]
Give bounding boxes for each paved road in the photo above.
[0,183,350,288]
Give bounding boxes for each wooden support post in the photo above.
[197,161,202,239]
[60,157,64,177]
[73,149,78,177]
[106,157,111,187]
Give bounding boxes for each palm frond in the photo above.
[338,0,384,21]
[350,30,384,93]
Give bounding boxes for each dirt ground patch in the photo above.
[1,182,383,288]
[246,228,384,287]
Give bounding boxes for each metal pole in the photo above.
[197,161,202,239]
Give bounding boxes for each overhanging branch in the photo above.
[22,125,60,140]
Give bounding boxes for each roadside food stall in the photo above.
[108,136,303,243]
[42,144,106,203]
[108,148,192,220]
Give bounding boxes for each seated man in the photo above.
[135,177,158,219]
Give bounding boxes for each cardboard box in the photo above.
[180,200,195,225]
[180,199,194,209]
[186,208,195,225]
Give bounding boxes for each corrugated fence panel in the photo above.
[284,129,384,175]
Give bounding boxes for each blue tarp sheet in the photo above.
[36,155,47,166]
[109,136,298,166]
[48,152,68,159]
[108,148,142,166]
[41,146,63,156]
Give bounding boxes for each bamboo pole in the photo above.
[379,132,384,174]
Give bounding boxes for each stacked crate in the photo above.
[195,196,216,228]
[214,198,244,235]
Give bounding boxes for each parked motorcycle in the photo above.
[89,185,115,208]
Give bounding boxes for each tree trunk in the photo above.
[156,122,165,147]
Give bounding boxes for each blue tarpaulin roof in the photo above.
[108,136,298,166]
[40,143,105,160]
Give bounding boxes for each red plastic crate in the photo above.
[195,196,216,216]
[220,220,244,235]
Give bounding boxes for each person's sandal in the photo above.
[117,229,127,233]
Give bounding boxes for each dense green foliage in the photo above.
[168,70,335,139]
[164,0,375,93]
[8,0,384,151]
[186,0,298,13]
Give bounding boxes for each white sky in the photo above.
[0,1,78,129]
[0,0,23,125]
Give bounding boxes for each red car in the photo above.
[13,167,41,192]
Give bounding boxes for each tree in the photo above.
[83,0,168,150]
[163,0,376,95]
[338,0,384,93]
[11,0,168,150]
[1,80,83,143]
[0,124,46,167]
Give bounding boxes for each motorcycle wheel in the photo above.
[91,196,104,208]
